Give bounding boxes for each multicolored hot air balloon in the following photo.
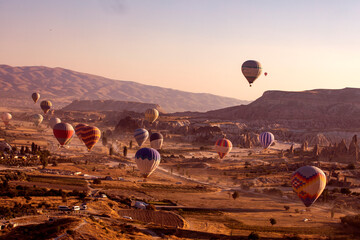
[241,60,262,87]
[1,113,12,126]
[214,138,232,159]
[40,100,52,114]
[31,114,43,126]
[291,166,326,207]
[32,92,40,103]
[49,117,61,129]
[150,132,163,150]
[53,123,74,146]
[145,108,159,124]
[81,126,101,151]
[75,124,87,143]
[259,132,275,149]
[134,128,149,147]
[135,148,161,178]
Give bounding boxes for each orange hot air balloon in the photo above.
[214,138,232,159]
[80,125,101,151]
[75,123,87,143]
[40,100,52,114]
[32,92,40,103]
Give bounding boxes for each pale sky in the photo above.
[1,0,360,101]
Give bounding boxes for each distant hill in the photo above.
[62,100,165,113]
[202,88,360,129]
[0,65,248,112]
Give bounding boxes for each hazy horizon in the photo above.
[1,0,360,101]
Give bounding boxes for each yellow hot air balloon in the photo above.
[145,108,159,124]
[1,113,12,126]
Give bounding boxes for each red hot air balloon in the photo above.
[80,126,101,151]
[53,123,74,146]
[264,72,268,76]
[214,138,232,159]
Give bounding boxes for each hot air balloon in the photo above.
[32,92,40,103]
[145,108,159,124]
[259,132,275,149]
[53,123,74,146]
[40,100,52,114]
[31,114,43,126]
[241,60,262,86]
[264,72,268,76]
[134,128,149,147]
[135,148,161,178]
[49,117,61,129]
[150,132,163,150]
[291,166,326,207]
[214,138,232,159]
[1,113,12,126]
[75,124,87,143]
[80,126,101,151]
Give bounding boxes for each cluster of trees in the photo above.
[0,202,37,219]
[341,214,360,228]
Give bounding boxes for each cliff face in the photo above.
[204,88,360,129]
[62,100,164,113]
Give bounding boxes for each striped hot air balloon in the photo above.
[31,114,43,126]
[75,124,87,143]
[135,148,161,178]
[150,132,163,150]
[291,166,326,207]
[241,60,262,87]
[53,123,74,146]
[145,108,159,124]
[259,132,275,149]
[134,128,149,147]
[49,117,61,129]
[1,113,12,126]
[40,100,52,114]
[81,126,101,151]
[214,138,232,159]
[32,92,40,103]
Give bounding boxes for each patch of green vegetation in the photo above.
[27,175,86,186]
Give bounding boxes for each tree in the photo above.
[232,191,240,200]
[109,146,113,156]
[129,140,133,149]
[25,146,30,154]
[93,179,102,184]
[40,154,48,169]
[269,218,277,226]
[123,146,128,157]
[102,134,108,146]
[284,205,290,211]
[31,142,35,153]
[20,146,25,155]
[248,232,260,240]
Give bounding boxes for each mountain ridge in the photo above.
[0,64,248,112]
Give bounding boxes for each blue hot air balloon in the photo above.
[135,148,161,178]
[259,132,274,149]
[134,128,149,147]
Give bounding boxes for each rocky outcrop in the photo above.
[114,116,143,133]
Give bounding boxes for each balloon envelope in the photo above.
[49,117,61,128]
[32,92,40,103]
[31,114,43,126]
[40,100,52,114]
[241,60,262,86]
[135,148,161,178]
[145,108,159,124]
[134,128,149,147]
[291,166,326,207]
[214,138,232,159]
[1,113,12,126]
[81,126,101,151]
[259,132,275,149]
[150,132,163,150]
[75,124,87,143]
[53,123,74,146]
